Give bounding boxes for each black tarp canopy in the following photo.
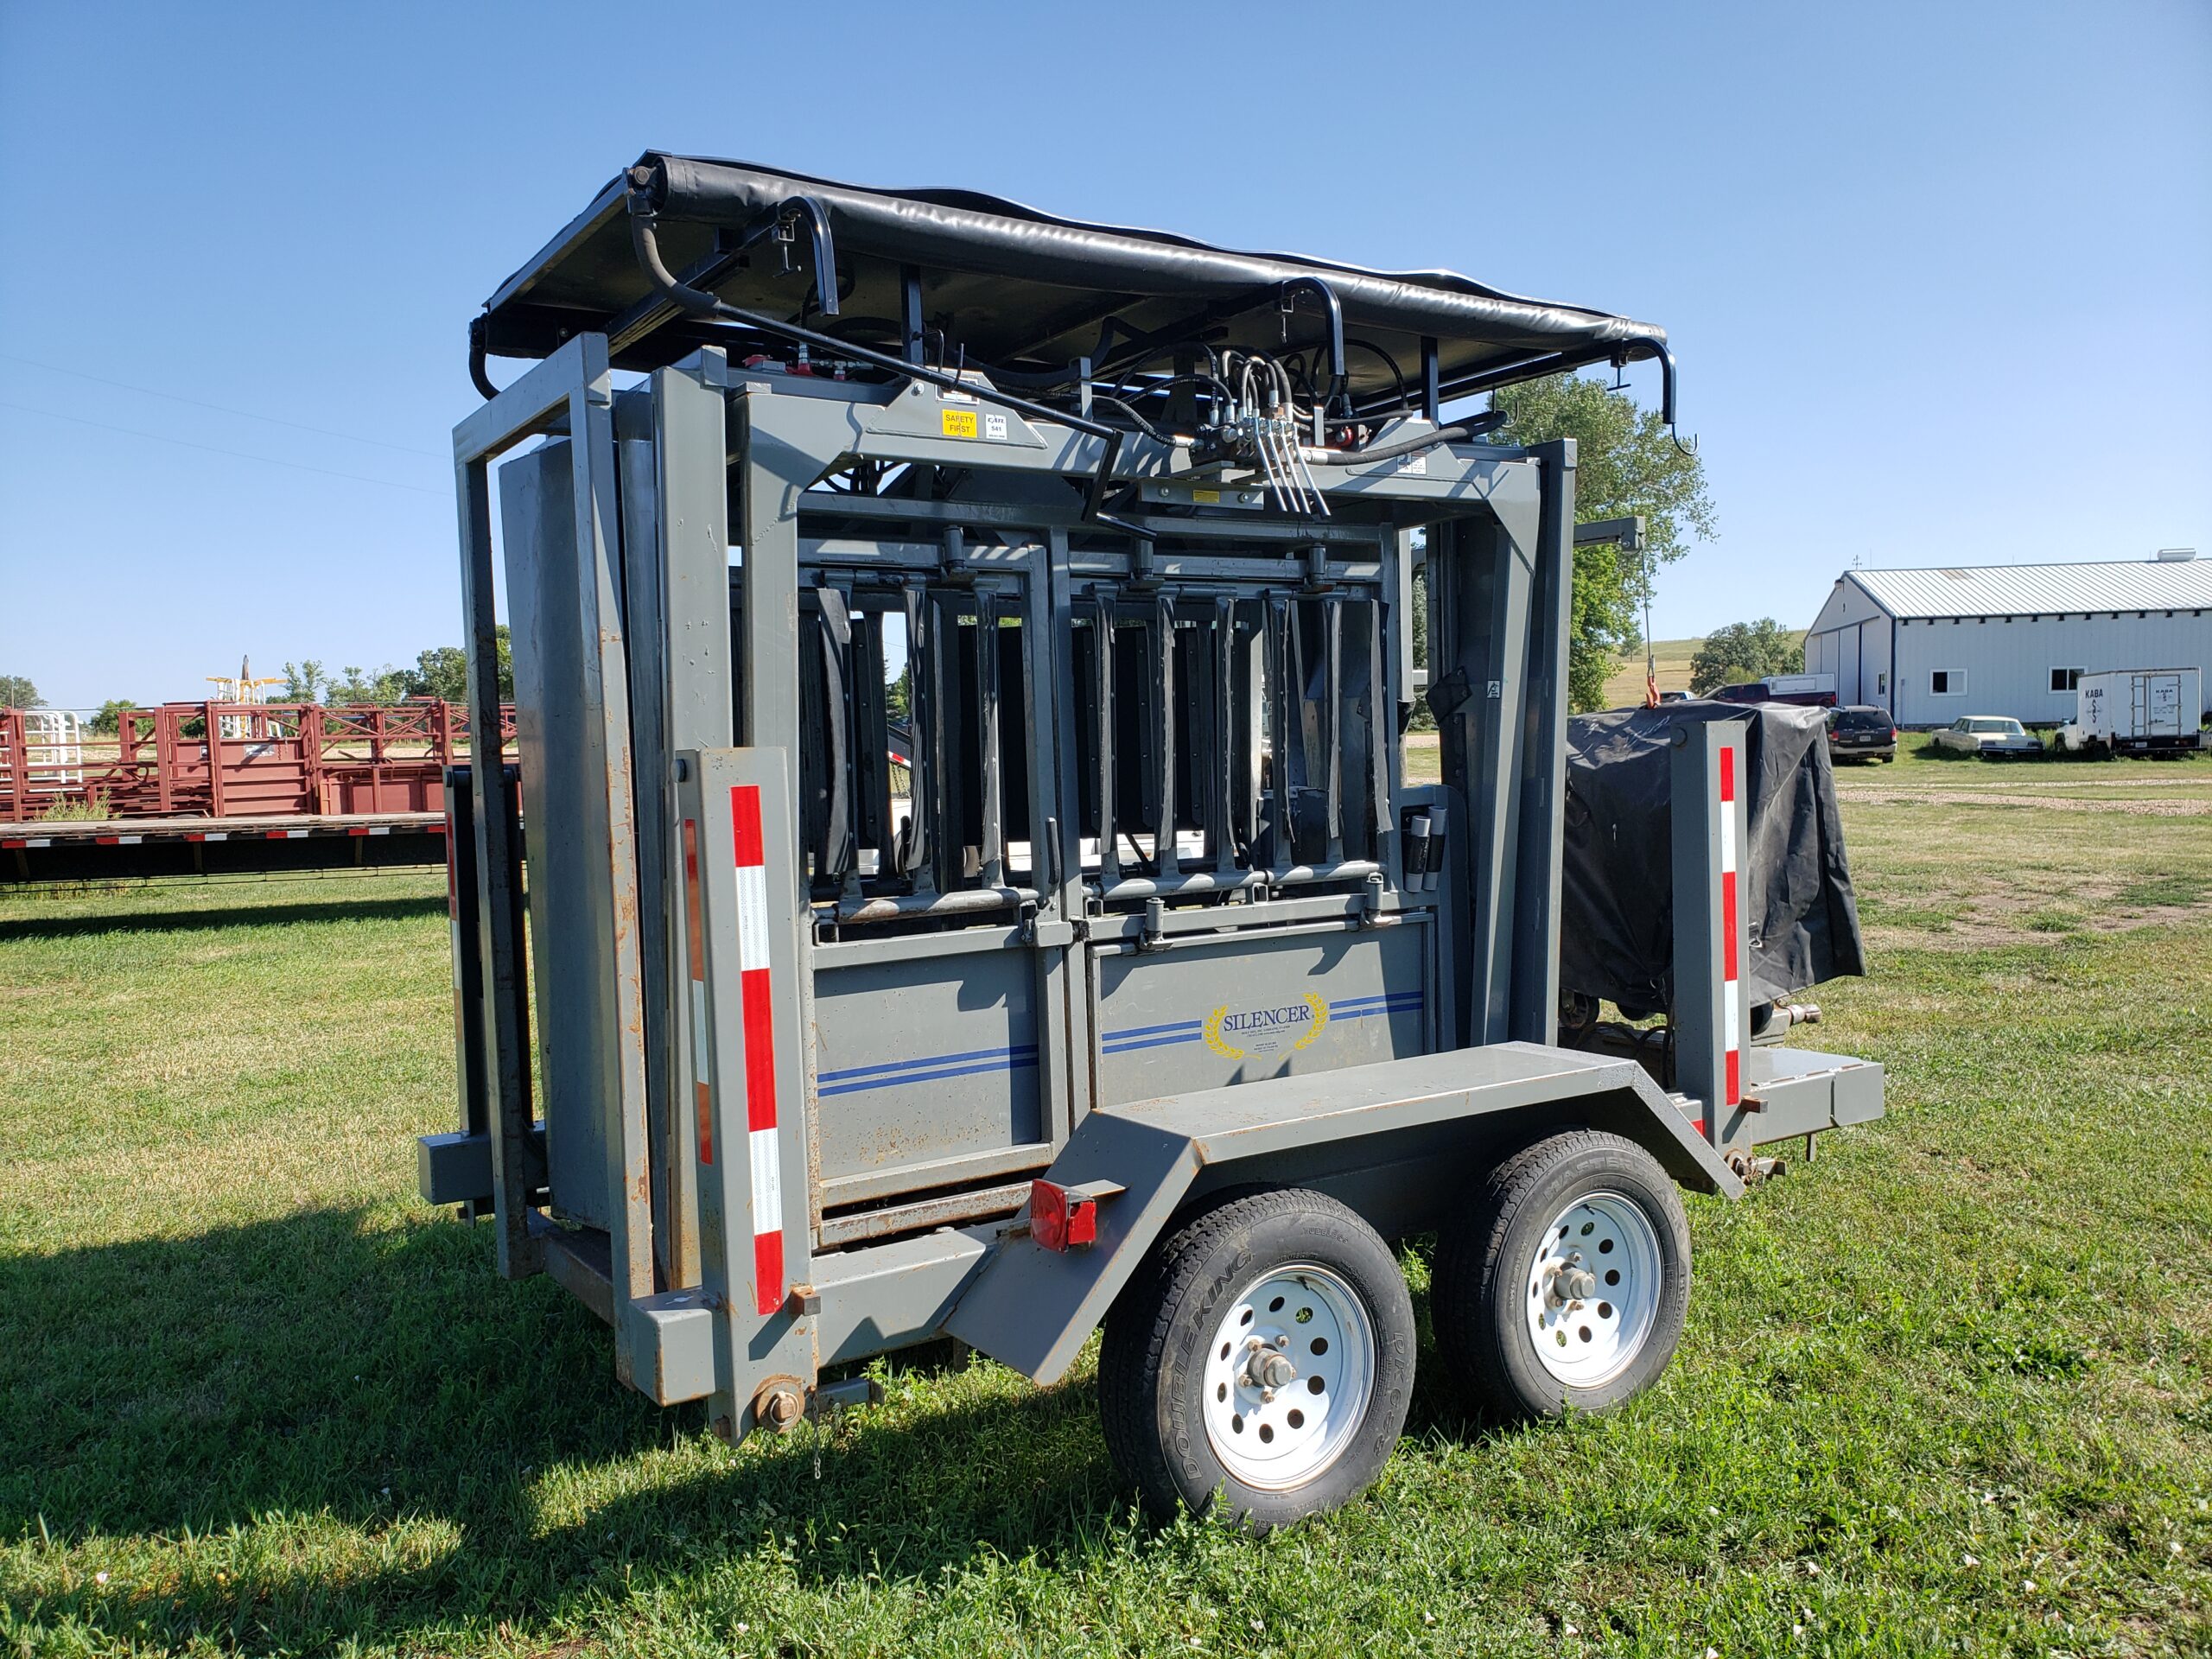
[1560,702,1868,1016]
[478,152,1667,404]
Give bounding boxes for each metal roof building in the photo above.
[1804,553,2211,728]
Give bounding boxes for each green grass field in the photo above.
[3,753,2209,1656]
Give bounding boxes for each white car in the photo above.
[1929,716,2042,759]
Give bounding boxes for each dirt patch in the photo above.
[1840,790,2209,816]
[1863,877,2212,951]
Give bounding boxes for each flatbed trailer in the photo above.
[3,810,447,884]
[419,154,1884,1529]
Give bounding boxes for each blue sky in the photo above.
[2,0,2206,709]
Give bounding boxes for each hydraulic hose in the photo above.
[627,194,1129,519]
[1303,411,1505,466]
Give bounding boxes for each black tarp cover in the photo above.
[480,153,1666,391]
[1560,701,1867,1014]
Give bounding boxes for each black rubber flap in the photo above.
[480,152,1665,393]
[1560,701,1868,1015]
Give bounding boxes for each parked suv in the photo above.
[1930,715,2043,759]
[1826,704,1897,762]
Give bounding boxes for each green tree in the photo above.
[1689,618,1801,695]
[281,661,328,703]
[402,628,512,702]
[89,698,138,735]
[0,674,41,709]
[1490,374,1716,712]
[326,664,410,706]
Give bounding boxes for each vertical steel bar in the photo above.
[1153,594,1177,875]
[976,588,1004,888]
[1266,594,1294,872]
[928,590,959,893]
[457,444,540,1279]
[1212,594,1236,873]
[1366,594,1394,880]
[677,750,815,1442]
[563,364,658,1348]
[1095,590,1117,883]
[1509,437,1577,1046]
[651,350,732,1291]
[1670,721,1747,1147]
[1324,595,1344,863]
[896,582,932,890]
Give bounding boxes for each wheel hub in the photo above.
[1524,1191,1664,1389]
[1202,1263,1375,1491]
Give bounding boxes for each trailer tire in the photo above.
[1433,1130,1689,1422]
[1098,1187,1414,1531]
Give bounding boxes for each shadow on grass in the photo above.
[0,1207,1132,1649]
[0,894,447,942]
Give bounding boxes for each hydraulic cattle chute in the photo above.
[418,153,1884,1529]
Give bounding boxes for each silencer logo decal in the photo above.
[1202,993,1330,1058]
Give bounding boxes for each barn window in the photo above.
[1930,671,1966,696]
[2050,667,2083,692]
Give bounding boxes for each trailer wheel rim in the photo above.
[1201,1262,1375,1491]
[1524,1190,1662,1388]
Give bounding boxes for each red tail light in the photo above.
[1029,1179,1098,1251]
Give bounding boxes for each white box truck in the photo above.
[2065,668,2204,755]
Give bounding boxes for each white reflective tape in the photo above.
[204,832,228,842]
[749,1126,782,1232]
[690,979,710,1084]
[118,835,143,845]
[735,864,770,972]
[1718,801,1736,875]
[26,838,50,848]
[1722,989,1740,1053]
[370,825,391,836]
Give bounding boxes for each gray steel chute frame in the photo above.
[426,333,1845,1440]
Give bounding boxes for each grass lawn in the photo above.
[3,763,2209,1656]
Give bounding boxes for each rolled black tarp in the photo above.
[1560,701,1867,1016]
[480,154,1667,387]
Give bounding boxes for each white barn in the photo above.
[1803,553,2212,728]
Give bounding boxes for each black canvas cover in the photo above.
[1560,702,1866,1015]
[480,153,1665,392]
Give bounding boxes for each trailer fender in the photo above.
[944,1042,1738,1384]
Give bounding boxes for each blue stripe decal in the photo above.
[1098,1017,1205,1043]
[818,1050,1039,1097]
[818,1043,1036,1085]
[1101,1030,1206,1054]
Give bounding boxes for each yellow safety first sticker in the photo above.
[940,408,978,439]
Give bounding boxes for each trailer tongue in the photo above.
[419,154,1884,1529]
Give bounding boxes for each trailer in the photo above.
[2063,667,2203,755]
[1711,672,1837,709]
[418,154,1885,1529]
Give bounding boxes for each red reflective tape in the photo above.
[430,822,448,835]
[1724,1048,1740,1107]
[695,1079,715,1165]
[730,783,765,869]
[1,839,22,849]
[753,1230,784,1317]
[681,818,706,981]
[1720,870,1739,981]
[1719,744,1736,804]
[348,826,372,836]
[96,836,120,845]
[741,967,777,1131]
[186,833,207,842]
